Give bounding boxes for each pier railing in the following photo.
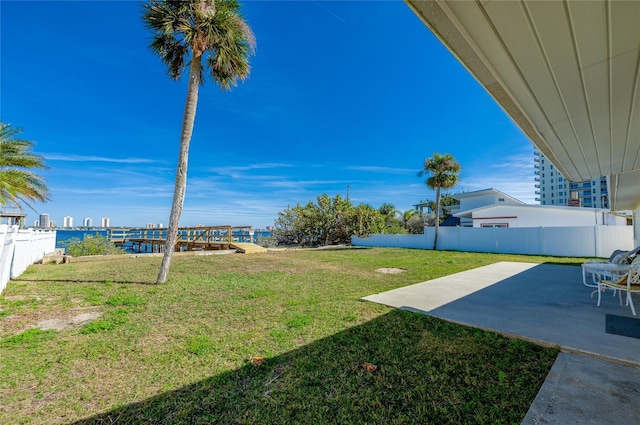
[107,226,256,251]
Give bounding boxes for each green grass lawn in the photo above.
[0,248,585,424]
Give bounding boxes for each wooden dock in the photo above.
[107,226,267,254]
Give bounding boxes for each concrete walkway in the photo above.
[363,261,640,424]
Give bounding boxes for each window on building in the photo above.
[481,223,508,228]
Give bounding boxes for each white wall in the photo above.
[459,194,498,211]
[458,193,522,212]
[470,205,627,228]
[0,225,56,294]
[352,225,634,257]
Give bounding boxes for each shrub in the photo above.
[63,234,125,256]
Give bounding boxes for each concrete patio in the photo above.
[363,261,640,424]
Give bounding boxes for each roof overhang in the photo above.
[454,188,525,205]
[406,0,640,211]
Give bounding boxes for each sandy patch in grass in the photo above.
[37,311,102,331]
[1,306,103,336]
[375,268,406,274]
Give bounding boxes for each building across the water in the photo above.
[63,216,74,228]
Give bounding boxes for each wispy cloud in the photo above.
[265,179,353,189]
[43,154,161,164]
[209,163,295,174]
[52,185,172,198]
[344,165,416,174]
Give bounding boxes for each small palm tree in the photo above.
[143,0,256,283]
[0,122,49,209]
[418,153,460,250]
[401,209,419,229]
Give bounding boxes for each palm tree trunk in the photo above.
[157,56,202,284]
[433,186,441,250]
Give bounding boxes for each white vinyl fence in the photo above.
[352,226,634,258]
[0,225,57,294]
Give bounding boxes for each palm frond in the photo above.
[0,122,49,206]
[143,0,254,87]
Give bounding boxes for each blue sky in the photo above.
[2,0,536,229]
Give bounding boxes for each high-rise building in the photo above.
[39,213,50,228]
[63,216,74,228]
[101,217,110,228]
[534,151,609,208]
[83,217,93,227]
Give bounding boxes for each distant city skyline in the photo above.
[32,214,111,229]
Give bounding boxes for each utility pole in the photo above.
[347,185,350,201]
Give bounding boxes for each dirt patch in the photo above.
[375,268,406,274]
[37,311,102,331]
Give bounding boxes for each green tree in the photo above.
[418,153,461,250]
[143,0,256,283]
[352,204,385,237]
[0,122,49,209]
[273,195,386,246]
[273,206,298,245]
[316,194,353,245]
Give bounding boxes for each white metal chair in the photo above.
[582,246,639,288]
[597,256,640,316]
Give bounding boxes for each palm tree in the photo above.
[418,153,461,250]
[143,0,256,283]
[401,209,419,229]
[378,203,401,229]
[0,122,49,208]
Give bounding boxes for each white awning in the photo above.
[406,0,640,210]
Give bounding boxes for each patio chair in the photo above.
[597,256,640,316]
[582,246,639,287]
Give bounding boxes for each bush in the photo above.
[63,234,126,256]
